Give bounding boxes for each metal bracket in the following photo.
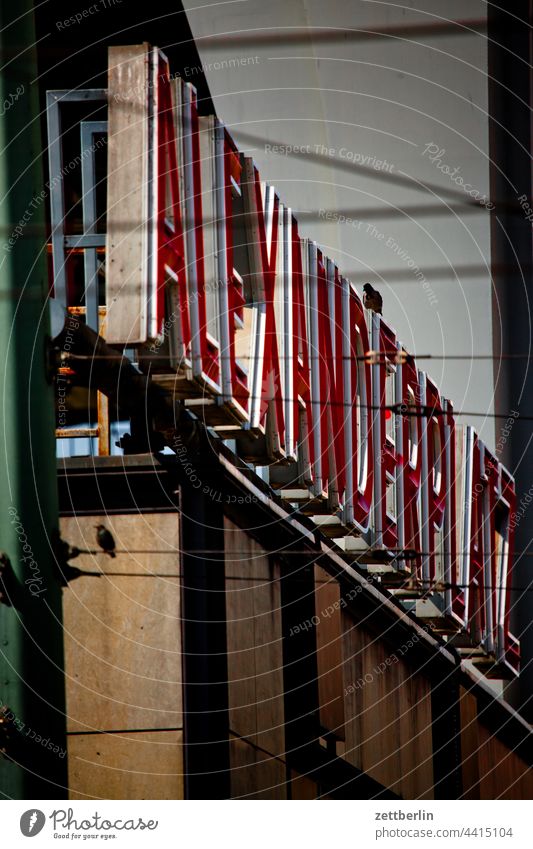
[0,554,15,607]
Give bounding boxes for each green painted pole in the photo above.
[0,1,67,798]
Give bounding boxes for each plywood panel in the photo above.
[60,513,181,576]
[225,519,285,759]
[68,730,184,800]
[315,566,345,737]
[397,663,418,799]
[63,574,182,732]
[106,44,149,344]
[228,735,286,799]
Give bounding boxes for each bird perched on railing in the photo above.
[363,283,383,315]
[95,524,116,558]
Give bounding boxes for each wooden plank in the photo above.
[315,565,345,737]
[459,686,481,799]
[106,45,149,344]
[63,575,182,733]
[342,612,363,771]
[399,669,434,799]
[225,518,285,758]
[68,730,184,799]
[60,513,180,577]
[342,615,434,797]
[228,734,286,799]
